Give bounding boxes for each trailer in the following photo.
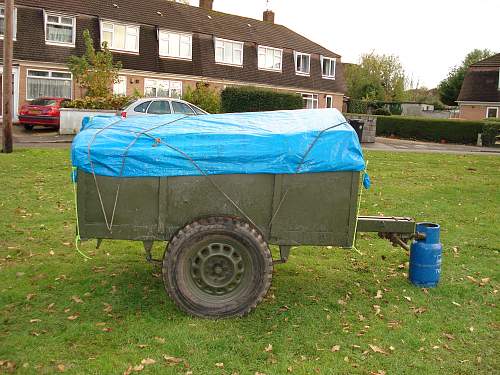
[72,109,421,318]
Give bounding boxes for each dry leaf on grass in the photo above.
[331,345,341,352]
[375,290,383,299]
[215,362,224,368]
[29,319,41,323]
[141,358,156,365]
[57,364,65,372]
[264,344,273,352]
[163,355,182,365]
[369,344,388,354]
[132,364,144,371]
[26,293,36,301]
[154,336,166,344]
[71,296,83,304]
[103,303,113,313]
[67,314,79,321]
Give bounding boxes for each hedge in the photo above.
[221,86,303,113]
[62,95,134,110]
[376,116,486,144]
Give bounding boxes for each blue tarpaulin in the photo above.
[71,108,366,178]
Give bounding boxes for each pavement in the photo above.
[1,124,499,155]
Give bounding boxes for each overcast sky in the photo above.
[186,0,499,88]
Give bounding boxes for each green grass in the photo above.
[0,149,499,375]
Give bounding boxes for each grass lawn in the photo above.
[0,149,498,375]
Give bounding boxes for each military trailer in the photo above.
[72,109,418,318]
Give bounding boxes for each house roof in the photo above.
[15,0,340,58]
[470,53,500,68]
[458,54,500,103]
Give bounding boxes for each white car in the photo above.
[121,98,208,117]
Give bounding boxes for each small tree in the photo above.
[68,29,122,98]
[182,82,221,113]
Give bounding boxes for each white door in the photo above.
[0,65,19,121]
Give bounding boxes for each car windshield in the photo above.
[30,99,58,106]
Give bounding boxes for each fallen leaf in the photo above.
[469,326,474,332]
[443,333,455,340]
[452,301,461,307]
[103,303,113,313]
[49,250,55,256]
[30,319,41,323]
[331,345,341,352]
[370,371,386,375]
[163,355,182,365]
[132,364,144,371]
[287,367,293,372]
[404,296,412,302]
[141,358,156,365]
[264,344,273,352]
[215,362,224,368]
[369,344,388,354]
[375,290,383,299]
[67,315,79,321]
[373,305,381,315]
[26,293,36,301]
[138,344,148,349]
[57,364,65,372]
[102,327,112,332]
[466,276,478,284]
[154,336,166,344]
[71,296,83,304]
[255,372,266,375]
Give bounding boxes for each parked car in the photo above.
[121,98,208,118]
[18,97,70,130]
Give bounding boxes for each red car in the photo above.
[18,97,70,130]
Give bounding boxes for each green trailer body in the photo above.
[76,169,416,318]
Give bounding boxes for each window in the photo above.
[321,56,336,79]
[113,75,127,96]
[294,52,310,75]
[101,21,139,53]
[486,107,499,118]
[147,100,172,114]
[0,5,17,39]
[301,93,318,109]
[26,70,72,100]
[215,38,244,66]
[326,95,333,108]
[172,101,195,115]
[45,12,75,46]
[258,46,282,71]
[144,79,182,98]
[159,30,192,60]
[134,101,151,113]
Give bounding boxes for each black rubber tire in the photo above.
[23,124,34,131]
[163,216,273,318]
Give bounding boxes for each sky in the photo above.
[185,0,499,88]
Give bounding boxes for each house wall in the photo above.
[459,103,500,120]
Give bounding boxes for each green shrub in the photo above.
[221,86,303,113]
[373,108,391,116]
[182,82,221,114]
[348,99,369,114]
[376,116,485,144]
[62,95,134,110]
[482,121,500,146]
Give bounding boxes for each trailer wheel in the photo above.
[163,217,273,318]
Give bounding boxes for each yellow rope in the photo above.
[351,160,369,255]
[72,167,92,260]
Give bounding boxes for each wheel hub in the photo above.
[190,242,245,295]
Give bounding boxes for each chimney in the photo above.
[199,0,214,10]
[263,10,275,23]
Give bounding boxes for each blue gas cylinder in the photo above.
[409,222,442,287]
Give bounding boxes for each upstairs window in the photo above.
[215,38,243,66]
[295,52,310,75]
[321,56,336,79]
[101,21,139,53]
[0,5,17,39]
[159,30,192,60]
[45,12,76,46]
[258,46,282,71]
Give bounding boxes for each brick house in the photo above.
[0,0,347,120]
[458,53,500,120]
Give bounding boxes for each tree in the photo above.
[182,82,221,113]
[437,49,495,106]
[344,53,408,102]
[68,29,122,98]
